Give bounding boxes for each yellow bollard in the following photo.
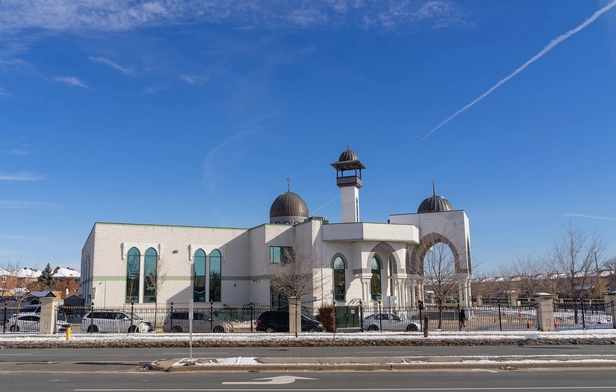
[65,326,71,341]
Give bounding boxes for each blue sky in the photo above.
[1,0,615,274]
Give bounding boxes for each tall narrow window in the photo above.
[143,248,157,303]
[126,247,140,303]
[333,256,346,301]
[194,249,206,302]
[209,249,222,302]
[370,256,382,301]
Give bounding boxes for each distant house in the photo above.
[52,267,81,298]
[63,295,85,307]
[25,291,56,304]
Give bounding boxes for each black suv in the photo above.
[256,310,324,333]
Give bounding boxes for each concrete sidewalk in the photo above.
[153,354,616,373]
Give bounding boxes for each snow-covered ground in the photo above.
[1,328,615,346]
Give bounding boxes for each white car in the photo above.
[363,313,420,332]
[7,314,70,333]
[81,310,153,333]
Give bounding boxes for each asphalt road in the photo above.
[2,369,616,392]
[1,345,615,363]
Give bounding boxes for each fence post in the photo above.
[378,300,382,332]
[581,300,586,330]
[498,301,502,332]
[170,302,174,331]
[423,316,429,337]
[250,300,254,333]
[417,300,424,332]
[3,301,7,334]
[359,300,364,332]
[90,302,94,333]
[130,301,134,332]
[210,300,213,332]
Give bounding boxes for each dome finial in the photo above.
[432,179,436,196]
[346,140,349,150]
[286,177,290,192]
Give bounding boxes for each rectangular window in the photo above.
[269,246,294,264]
[1,276,6,282]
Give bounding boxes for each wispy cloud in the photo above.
[142,84,168,94]
[0,200,56,209]
[53,76,90,89]
[179,74,210,85]
[88,56,134,74]
[203,128,257,189]
[0,172,43,181]
[0,1,467,33]
[563,213,615,221]
[0,86,8,97]
[3,149,29,155]
[417,0,616,143]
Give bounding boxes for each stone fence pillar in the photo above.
[534,292,555,332]
[288,296,302,336]
[604,291,616,316]
[40,297,61,334]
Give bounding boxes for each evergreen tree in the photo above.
[39,263,55,290]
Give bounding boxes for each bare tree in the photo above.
[267,244,324,304]
[546,222,609,323]
[266,240,328,336]
[603,256,616,292]
[0,260,42,316]
[509,256,542,300]
[494,265,515,305]
[421,237,466,329]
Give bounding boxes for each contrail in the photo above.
[417,0,616,143]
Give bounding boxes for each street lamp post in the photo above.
[378,300,382,332]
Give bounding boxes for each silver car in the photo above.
[81,310,153,333]
[7,314,70,333]
[162,311,233,333]
[363,313,420,332]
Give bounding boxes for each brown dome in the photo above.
[269,192,309,222]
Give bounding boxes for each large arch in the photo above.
[410,232,463,276]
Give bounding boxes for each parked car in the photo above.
[162,311,233,333]
[6,314,70,333]
[81,310,153,333]
[256,310,324,333]
[363,313,420,332]
[11,304,41,318]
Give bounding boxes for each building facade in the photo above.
[81,148,472,310]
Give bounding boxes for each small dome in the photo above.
[417,194,453,213]
[269,191,309,222]
[338,148,359,162]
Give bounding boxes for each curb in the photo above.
[156,356,616,373]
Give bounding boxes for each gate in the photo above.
[335,306,360,329]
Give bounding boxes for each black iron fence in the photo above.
[2,300,614,334]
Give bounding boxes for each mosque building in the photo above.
[81,147,472,310]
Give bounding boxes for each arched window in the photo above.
[333,256,346,301]
[143,248,157,303]
[209,249,222,302]
[126,247,140,303]
[370,256,382,301]
[194,249,206,302]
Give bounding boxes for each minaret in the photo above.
[331,145,365,223]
